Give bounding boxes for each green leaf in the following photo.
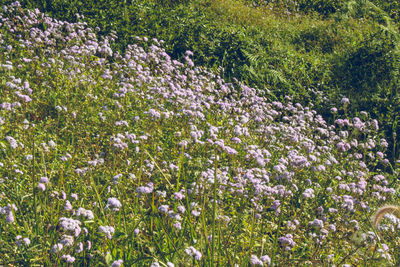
[105,252,113,265]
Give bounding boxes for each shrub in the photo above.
[244,0,344,16]
[332,29,397,97]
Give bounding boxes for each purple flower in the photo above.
[158,205,169,213]
[137,182,154,195]
[59,235,74,247]
[174,192,185,200]
[112,173,123,184]
[58,217,81,236]
[184,246,201,260]
[260,255,271,265]
[16,236,30,246]
[111,259,123,267]
[250,255,263,266]
[194,251,202,260]
[51,243,63,254]
[76,207,94,219]
[341,97,350,104]
[303,188,315,199]
[115,120,129,127]
[23,237,31,246]
[173,222,182,230]
[371,119,379,130]
[309,219,324,228]
[106,197,122,211]
[75,242,84,253]
[6,136,18,149]
[38,183,46,191]
[329,224,336,232]
[191,210,201,217]
[40,177,49,183]
[99,225,115,239]
[278,234,296,248]
[177,205,186,213]
[64,200,73,211]
[5,208,14,223]
[270,200,280,210]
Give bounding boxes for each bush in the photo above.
[332,29,397,97]
[330,2,400,161]
[371,0,400,22]
[292,23,342,53]
[244,0,344,16]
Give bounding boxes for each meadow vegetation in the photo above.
[1,0,400,266]
[5,0,400,161]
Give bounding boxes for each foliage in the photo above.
[329,0,400,161]
[332,30,397,97]
[243,0,345,16]
[370,0,400,22]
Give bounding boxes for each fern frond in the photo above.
[266,68,288,85]
[242,50,261,67]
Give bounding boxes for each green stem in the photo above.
[32,130,38,235]
[177,144,185,191]
[271,203,284,266]
[90,170,106,221]
[247,211,256,264]
[211,150,218,266]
